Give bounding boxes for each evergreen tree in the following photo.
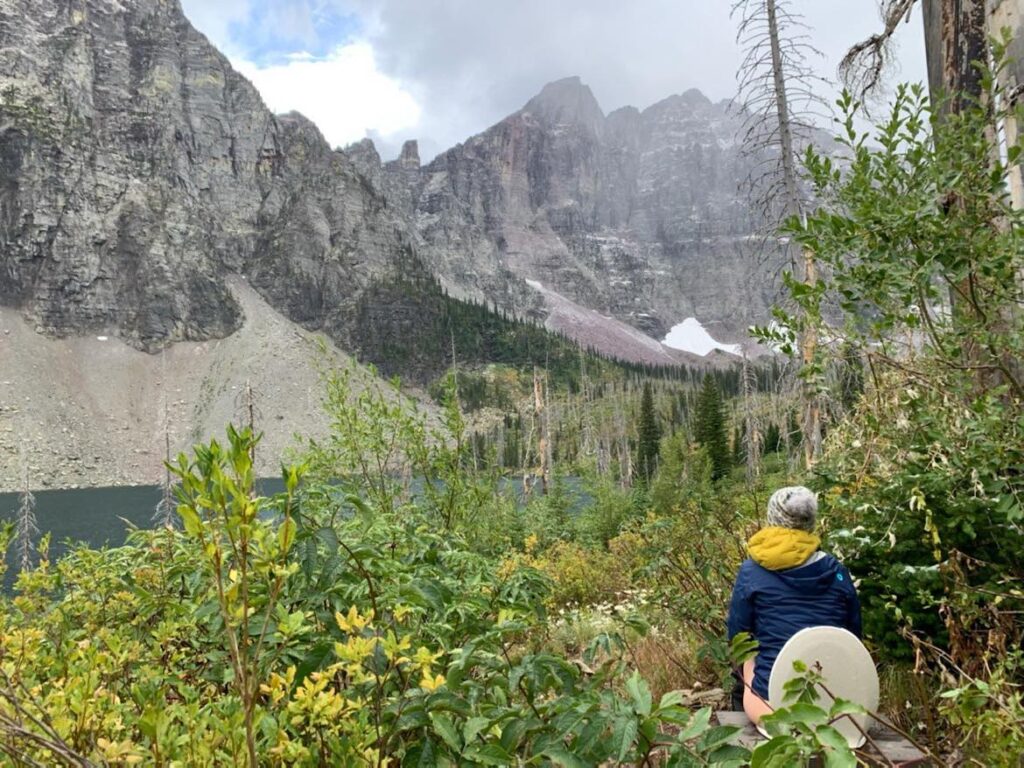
[634,383,661,485]
[786,411,803,451]
[694,376,731,480]
[838,342,865,412]
[732,424,745,466]
[763,422,781,455]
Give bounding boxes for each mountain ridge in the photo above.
[1,0,773,368]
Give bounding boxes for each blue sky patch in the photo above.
[227,0,360,65]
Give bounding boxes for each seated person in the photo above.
[727,486,862,724]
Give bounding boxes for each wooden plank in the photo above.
[714,711,931,766]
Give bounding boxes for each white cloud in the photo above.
[181,0,929,161]
[233,41,421,149]
[181,0,252,55]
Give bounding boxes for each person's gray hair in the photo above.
[766,486,818,532]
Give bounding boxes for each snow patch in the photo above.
[662,318,742,357]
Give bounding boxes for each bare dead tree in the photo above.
[153,429,177,529]
[234,378,263,465]
[15,446,38,573]
[732,0,828,466]
[153,350,177,529]
[533,366,551,495]
[732,0,829,228]
[840,0,918,102]
[741,352,763,483]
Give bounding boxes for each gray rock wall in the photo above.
[381,78,778,342]
[0,0,410,352]
[1,0,781,363]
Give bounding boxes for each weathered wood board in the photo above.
[715,711,930,766]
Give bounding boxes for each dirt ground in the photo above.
[0,278,418,492]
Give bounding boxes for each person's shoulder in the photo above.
[737,558,759,575]
[733,558,757,585]
[819,552,858,589]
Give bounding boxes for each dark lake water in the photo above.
[0,480,286,586]
[0,476,586,587]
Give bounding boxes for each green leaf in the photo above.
[406,737,436,767]
[498,716,531,753]
[429,712,462,753]
[677,706,712,741]
[658,690,684,710]
[828,699,866,719]
[750,735,801,768]
[626,671,653,716]
[461,744,513,765]
[178,505,201,537]
[462,716,490,744]
[765,701,828,728]
[277,515,296,554]
[728,632,760,666]
[697,725,743,753]
[614,717,639,762]
[542,748,588,768]
[707,743,754,764]
[816,725,857,768]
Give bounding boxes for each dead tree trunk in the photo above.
[734,0,825,466]
[533,366,550,495]
[987,0,1024,208]
[741,353,762,482]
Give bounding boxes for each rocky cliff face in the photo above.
[0,0,410,353]
[1,0,773,367]
[357,77,776,343]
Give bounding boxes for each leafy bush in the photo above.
[0,427,761,766]
[939,651,1024,763]
[763,67,1024,674]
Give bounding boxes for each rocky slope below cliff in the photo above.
[0,279,420,492]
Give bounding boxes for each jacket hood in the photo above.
[747,526,820,570]
[747,527,844,595]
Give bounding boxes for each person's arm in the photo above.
[727,564,754,640]
[727,565,754,712]
[844,566,863,639]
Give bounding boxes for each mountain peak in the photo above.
[642,88,714,117]
[398,139,420,169]
[522,76,605,131]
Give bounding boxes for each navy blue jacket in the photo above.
[727,553,862,699]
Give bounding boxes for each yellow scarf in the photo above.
[747,526,820,571]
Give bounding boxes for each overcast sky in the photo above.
[179,0,928,162]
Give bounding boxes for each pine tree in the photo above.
[695,376,731,480]
[635,383,661,485]
[838,342,865,412]
[763,422,782,455]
